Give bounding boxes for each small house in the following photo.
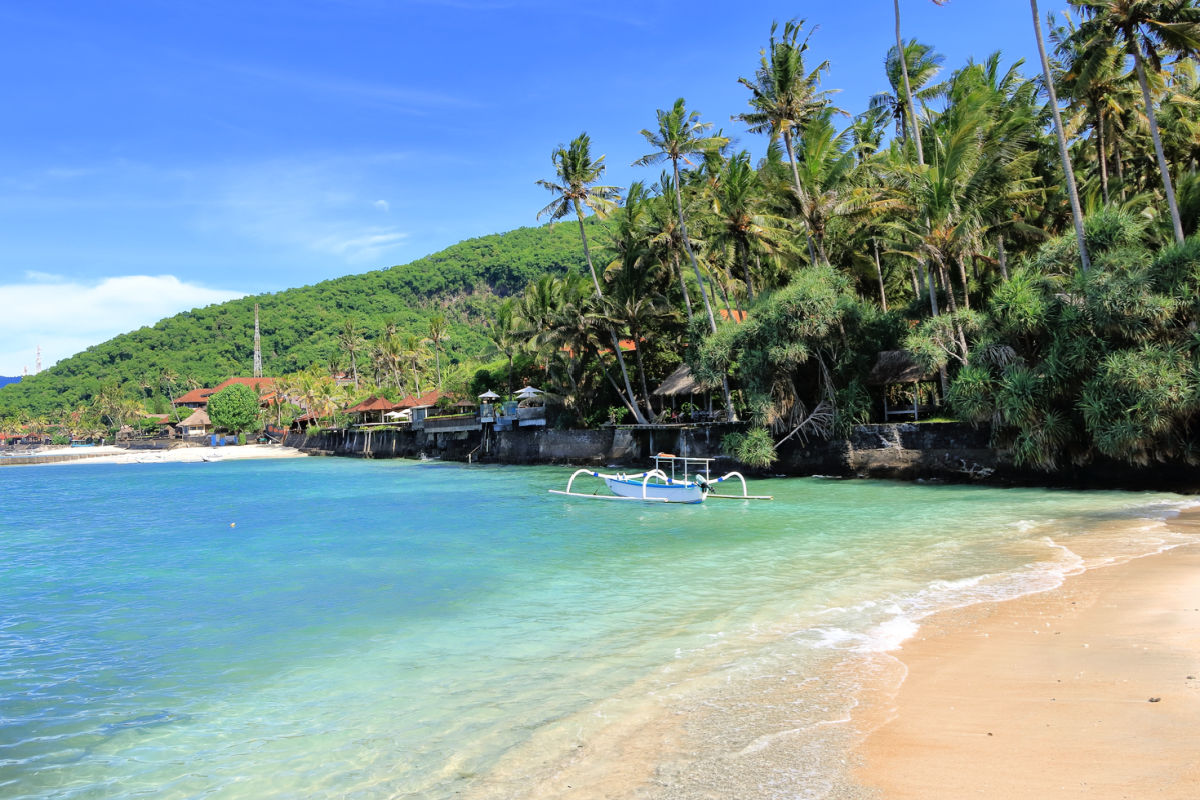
[178,409,213,437]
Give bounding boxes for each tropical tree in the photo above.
[207,383,261,436]
[159,368,180,421]
[736,18,835,258]
[1075,0,1200,243]
[704,151,792,303]
[891,1,952,163]
[870,38,947,145]
[486,299,521,401]
[1051,10,1136,204]
[400,333,427,397]
[427,313,449,391]
[635,98,738,419]
[635,99,729,329]
[537,133,648,423]
[337,319,365,389]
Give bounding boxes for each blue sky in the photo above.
[0,0,1073,375]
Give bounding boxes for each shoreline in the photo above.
[853,509,1200,799]
[3,442,308,466]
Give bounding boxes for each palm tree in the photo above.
[736,19,834,259]
[536,133,648,424]
[337,319,365,389]
[159,368,180,421]
[635,99,729,330]
[892,1,952,164]
[644,173,697,322]
[789,109,898,266]
[704,151,791,303]
[636,98,736,419]
[427,313,449,391]
[870,39,947,145]
[1052,11,1136,204]
[1076,0,1200,243]
[400,333,426,397]
[486,299,521,401]
[1033,0,1092,271]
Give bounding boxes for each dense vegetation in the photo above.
[5,1,1200,474]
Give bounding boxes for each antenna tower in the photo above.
[35,346,41,374]
[253,304,263,378]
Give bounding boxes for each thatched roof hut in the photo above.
[867,350,935,386]
[652,364,706,397]
[867,351,940,421]
[178,409,212,436]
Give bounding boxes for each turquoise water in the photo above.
[1,458,1195,799]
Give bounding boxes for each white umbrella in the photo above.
[478,390,501,400]
[515,386,543,397]
[385,409,411,419]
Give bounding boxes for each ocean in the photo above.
[1,458,1195,799]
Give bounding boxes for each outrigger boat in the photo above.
[548,454,772,503]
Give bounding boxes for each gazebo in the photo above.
[651,364,714,421]
[867,350,939,421]
[345,395,401,425]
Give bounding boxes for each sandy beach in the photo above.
[13,442,308,465]
[856,511,1200,799]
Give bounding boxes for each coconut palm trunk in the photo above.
[1128,36,1185,243]
[574,205,651,423]
[1095,108,1111,204]
[668,158,737,421]
[894,0,925,165]
[1032,0,1092,272]
[672,252,694,322]
[781,130,820,264]
[873,239,888,311]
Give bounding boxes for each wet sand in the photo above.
[856,511,1200,799]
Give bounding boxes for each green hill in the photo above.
[0,220,600,416]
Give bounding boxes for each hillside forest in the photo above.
[3,1,1200,472]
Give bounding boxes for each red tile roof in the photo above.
[175,378,278,407]
[718,309,747,322]
[346,395,402,413]
[214,377,276,393]
[175,387,215,405]
[396,389,446,409]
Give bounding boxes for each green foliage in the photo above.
[207,384,261,433]
[946,213,1200,469]
[722,427,778,469]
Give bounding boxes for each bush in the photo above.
[207,383,261,434]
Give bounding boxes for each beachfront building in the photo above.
[172,377,278,413]
[174,387,215,410]
[177,409,212,437]
[345,396,403,425]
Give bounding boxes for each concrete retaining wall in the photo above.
[279,422,1196,489]
[285,422,1003,482]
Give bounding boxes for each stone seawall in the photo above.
[283,422,1016,483]
[776,422,1000,481]
[283,428,483,460]
[279,422,1199,489]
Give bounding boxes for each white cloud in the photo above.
[205,156,413,265]
[0,274,244,376]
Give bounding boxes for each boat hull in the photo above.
[604,477,705,504]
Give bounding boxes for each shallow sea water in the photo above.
[0,458,1195,799]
